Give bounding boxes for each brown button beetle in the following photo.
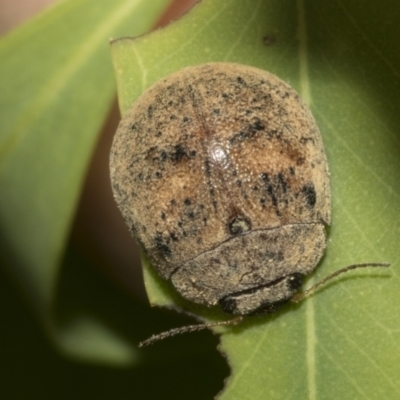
[110,63,389,346]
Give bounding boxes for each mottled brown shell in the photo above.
[110,62,331,315]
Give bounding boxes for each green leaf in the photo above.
[0,0,170,364]
[111,0,400,397]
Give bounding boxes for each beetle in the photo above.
[109,63,389,346]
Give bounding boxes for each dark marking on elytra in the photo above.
[160,151,167,162]
[302,183,317,208]
[170,232,179,242]
[229,118,265,145]
[154,233,172,257]
[277,173,287,193]
[204,159,211,176]
[250,118,265,131]
[300,136,315,145]
[171,144,186,162]
[261,173,278,207]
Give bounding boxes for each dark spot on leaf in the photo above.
[263,34,276,46]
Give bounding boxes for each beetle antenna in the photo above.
[139,316,244,348]
[291,262,390,304]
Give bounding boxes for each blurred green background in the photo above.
[0,0,228,398]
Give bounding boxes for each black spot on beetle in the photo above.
[147,105,153,118]
[187,211,195,219]
[170,232,179,242]
[230,131,250,145]
[183,116,189,122]
[277,173,287,193]
[130,223,138,235]
[184,198,192,206]
[300,136,315,145]
[237,76,246,85]
[130,123,138,130]
[155,171,162,179]
[204,159,211,176]
[171,144,186,162]
[154,233,172,257]
[289,167,295,175]
[156,131,162,137]
[250,118,265,131]
[161,212,166,220]
[302,183,317,208]
[160,150,167,162]
[229,118,265,145]
[261,173,278,207]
